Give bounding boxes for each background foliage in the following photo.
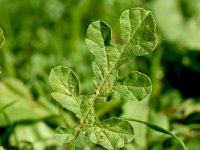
[0,0,200,149]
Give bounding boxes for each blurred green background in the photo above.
[0,0,200,149]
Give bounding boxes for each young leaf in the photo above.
[49,66,81,117]
[119,8,156,58]
[49,7,157,149]
[85,117,134,149]
[49,66,79,96]
[0,28,4,48]
[79,95,96,125]
[86,8,156,102]
[86,21,119,100]
[112,71,152,101]
[55,126,77,144]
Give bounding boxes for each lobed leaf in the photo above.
[119,8,157,59]
[86,8,156,102]
[86,21,120,99]
[51,93,81,117]
[80,95,96,125]
[85,117,134,149]
[49,66,81,117]
[0,28,4,48]
[49,66,79,96]
[55,126,77,144]
[50,7,157,149]
[112,71,152,101]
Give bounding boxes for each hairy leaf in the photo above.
[119,8,156,58]
[49,7,157,149]
[49,66,81,117]
[49,66,79,96]
[86,8,156,102]
[55,127,77,144]
[85,118,134,149]
[112,71,152,101]
[80,95,96,125]
[86,21,119,99]
[0,28,4,48]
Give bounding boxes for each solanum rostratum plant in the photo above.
[49,8,156,149]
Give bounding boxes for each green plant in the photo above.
[49,7,156,149]
[0,1,198,149]
[49,8,188,150]
[0,27,4,74]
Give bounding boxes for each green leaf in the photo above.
[49,66,79,96]
[85,117,134,149]
[80,95,96,125]
[112,71,152,101]
[49,66,81,117]
[86,8,156,101]
[86,21,119,99]
[0,28,4,48]
[119,8,156,63]
[55,127,76,144]
[49,7,156,149]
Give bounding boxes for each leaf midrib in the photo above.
[81,12,150,123]
[123,10,152,53]
[75,10,154,143]
[95,12,152,95]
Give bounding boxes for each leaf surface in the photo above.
[86,117,134,149]
[49,7,157,149]
[49,66,81,117]
[55,127,77,144]
[112,71,152,101]
[86,8,156,101]
[119,8,157,64]
[86,21,119,99]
